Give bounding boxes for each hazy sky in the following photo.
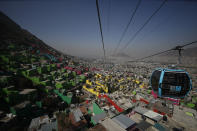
[0,0,197,58]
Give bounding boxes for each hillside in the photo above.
[0,11,90,130]
[0,11,61,57]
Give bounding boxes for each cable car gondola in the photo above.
[150,68,192,98]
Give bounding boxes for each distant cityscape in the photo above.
[0,7,197,131]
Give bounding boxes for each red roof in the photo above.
[99,94,124,112]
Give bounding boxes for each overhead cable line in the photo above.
[113,0,142,55]
[128,40,197,62]
[96,0,106,60]
[107,0,111,33]
[120,0,167,52]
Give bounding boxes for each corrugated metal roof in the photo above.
[101,118,125,131]
[144,111,160,118]
[73,108,83,122]
[38,121,57,131]
[134,106,148,114]
[112,114,136,129]
[29,115,49,130]
[92,112,107,124]
[29,117,40,130]
[134,107,163,122]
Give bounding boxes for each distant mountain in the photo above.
[0,11,61,56]
[157,46,197,57]
[143,46,197,65]
[182,47,197,57]
[112,52,130,58]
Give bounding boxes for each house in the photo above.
[111,114,136,131]
[135,121,153,131]
[101,118,125,131]
[19,88,37,101]
[72,108,83,122]
[28,115,50,131]
[69,112,87,130]
[88,124,107,131]
[38,120,57,131]
[134,107,163,123]
[91,112,107,125]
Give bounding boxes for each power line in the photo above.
[120,0,167,52]
[128,40,197,62]
[96,0,106,60]
[135,49,171,61]
[107,0,111,33]
[107,0,111,52]
[175,40,197,48]
[113,0,142,55]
